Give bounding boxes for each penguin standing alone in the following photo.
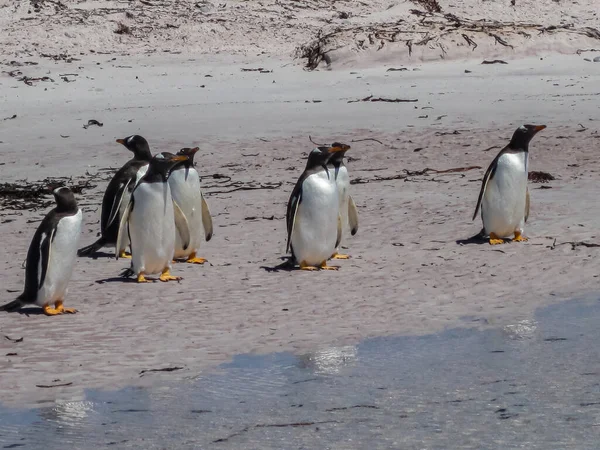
[1,187,82,315]
[327,142,359,259]
[78,135,152,258]
[286,145,346,270]
[117,153,190,282]
[168,147,213,264]
[473,124,546,244]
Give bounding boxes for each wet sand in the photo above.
[2,296,600,449]
[1,52,600,407]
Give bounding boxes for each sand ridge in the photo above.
[1,1,599,66]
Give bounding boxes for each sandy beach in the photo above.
[1,0,600,408]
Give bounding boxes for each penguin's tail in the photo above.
[120,267,134,279]
[0,298,23,312]
[77,237,106,257]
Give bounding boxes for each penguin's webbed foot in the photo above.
[119,250,132,259]
[512,231,528,242]
[320,261,340,271]
[159,269,182,282]
[43,301,77,316]
[137,273,153,283]
[186,253,208,264]
[43,304,61,316]
[331,253,351,260]
[489,232,505,245]
[55,300,77,314]
[299,261,319,271]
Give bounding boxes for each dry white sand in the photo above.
[1,0,600,407]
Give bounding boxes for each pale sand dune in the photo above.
[1,0,599,64]
[0,2,600,407]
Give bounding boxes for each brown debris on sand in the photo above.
[0,177,96,212]
[528,171,555,183]
[296,9,600,69]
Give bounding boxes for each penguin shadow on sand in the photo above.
[456,229,489,246]
[8,306,51,316]
[260,256,296,272]
[85,250,116,260]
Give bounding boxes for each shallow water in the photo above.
[2,297,600,449]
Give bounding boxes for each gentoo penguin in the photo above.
[472,124,546,245]
[1,187,82,315]
[168,147,213,264]
[78,135,152,258]
[117,152,190,282]
[286,145,346,270]
[327,142,359,259]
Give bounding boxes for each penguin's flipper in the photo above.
[525,187,530,223]
[173,201,191,251]
[472,153,500,221]
[106,178,133,231]
[286,190,301,255]
[348,195,359,236]
[116,199,133,259]
[201,193,213,242]
[335,213,343,250]
[39,227,56,290]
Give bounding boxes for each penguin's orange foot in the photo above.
[119,250,132,259]
[137,273,152,283]
[489,232,505,245]
[186,255,208,264]
[43,304,62,316]
[55,300,77,314]
[299,261,319,271]
[320,261,340,271]
[159,269,182,282]
[331,253,351,260]
[512,232,528,242]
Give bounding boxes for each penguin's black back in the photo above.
[100,159,149,243]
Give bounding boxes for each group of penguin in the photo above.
[0,123,545,316]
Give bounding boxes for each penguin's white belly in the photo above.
[129,182,176,275]
[169,168,204,258]
[335,166,350,246]
[291,172,339,266]
[118,165,148,252]
[482,152,528,238]
[36,210,82,306]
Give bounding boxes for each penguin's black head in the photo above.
[305,144,350,171]
[508,124,546,150]
[116,135,152,161]
[327,142,351,165]
[51,186,78,213]
[176,147,200,166]
[148,152,189,180]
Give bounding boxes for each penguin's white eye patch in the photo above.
[156,153,165,159]
[127,136,134,144]
[52,187,66,195]
[518,125,527,131]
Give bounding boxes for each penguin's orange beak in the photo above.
[171,155,189,162]
[533,125,546,133]
[328,144,351,153]
[116,138,125,145]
